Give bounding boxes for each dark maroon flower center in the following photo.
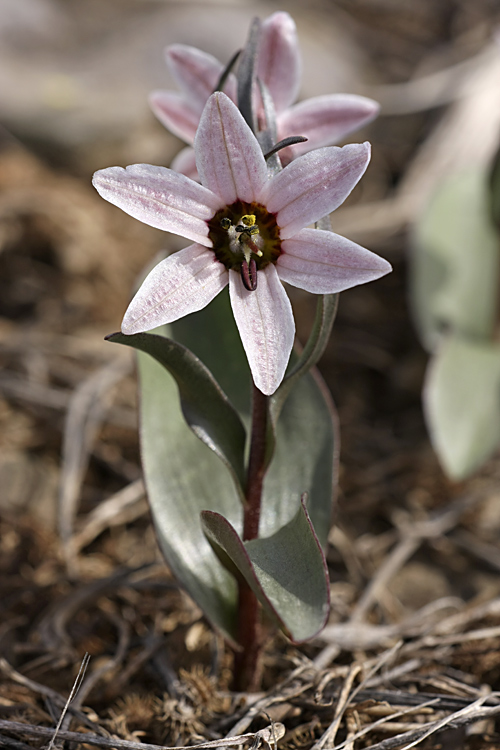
[207,201,282,274]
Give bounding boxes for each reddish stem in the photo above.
[243,384,268,541]
[232,383,269,691]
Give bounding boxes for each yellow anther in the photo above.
[241,215,256,227]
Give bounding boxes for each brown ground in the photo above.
[1,1,500,748]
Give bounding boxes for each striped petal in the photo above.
[166,44,237,110]
[195,92,268,205]
[229,265,295,396]
[122,244,228,334]
[171,146,199,180]
[260,142,371,238]
[278,228,392,293]
[92,164,223,246]
[149,91,200,144]
[258,12,301,114]
[277,94,380,160]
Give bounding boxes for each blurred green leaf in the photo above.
[108,331,246,493]
[411,169,499,351]
[424,335,500,480]
[201,497,330,642]
[138,350,240,642]
[489,141,500,229]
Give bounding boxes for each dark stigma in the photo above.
[241,258,258,291]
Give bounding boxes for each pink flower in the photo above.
[150,12,379,179]
[93,93,390,395]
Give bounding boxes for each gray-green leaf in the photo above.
[138,350,240,642]
[108,331,246,494]
[201,497,330,643]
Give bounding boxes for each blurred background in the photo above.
[2,0,500,742]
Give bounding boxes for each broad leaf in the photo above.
[201,497,330,642]
[107,331,246,493]
[138,350,240,642]
[424,335,500,479]
[411,169,499,351]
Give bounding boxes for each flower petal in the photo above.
[229,265,295,396]
[260,142,371,238]
[166,44,237,111]
[278,228,392,293]
[92,164,223,246]
[122,244,228,334]
[258,12,301,114]
[277,94,380,159]
[195,92,268,205]
[149,91,200,144]
[170,146,199,180]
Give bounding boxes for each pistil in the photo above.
[219,213,264,292]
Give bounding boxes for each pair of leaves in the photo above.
[412,169,500,479]
[110,288,336,643]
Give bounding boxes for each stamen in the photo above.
[246,238,263,257]
[241,258,258,291]
[236,224,258,235]
[241,215,256,227]
[220,217,232,229]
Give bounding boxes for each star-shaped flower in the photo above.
[93,93,390,395]
[150,11,379,179]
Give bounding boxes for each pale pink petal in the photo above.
[258,12,301,113]
[166,44,237,110]
[170,146,199,180]
[229,265,295,396]
[149,91,200,144]
[277,94,380,160]
[195,92,268,205]
[278,228,392,293]
[260,142,371,238]
[122,244,228,334]
[92,164,223,247]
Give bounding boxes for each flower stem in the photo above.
[233,383,269,691]
[243,384,268,541]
